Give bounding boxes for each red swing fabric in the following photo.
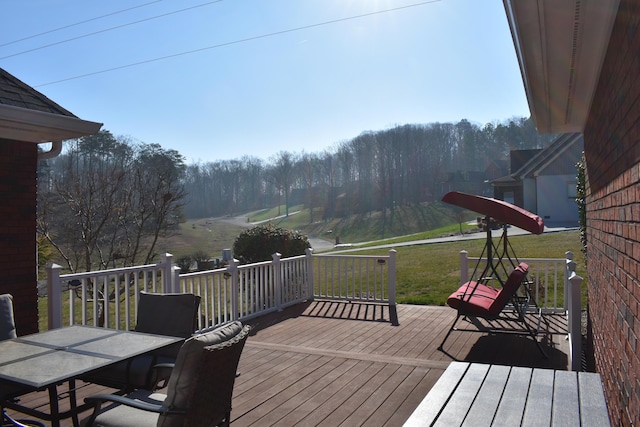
[446,263,529,318]
[441,191,544,235]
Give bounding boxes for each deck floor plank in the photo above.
[6,301,570,426]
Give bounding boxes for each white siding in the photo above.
[536,175,578,225]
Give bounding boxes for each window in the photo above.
[567,181,577,198]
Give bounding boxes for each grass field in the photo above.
[355,230,585,305]
[163,208,585,307]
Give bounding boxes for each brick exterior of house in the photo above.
[0,67,101,335]
[584,1,640,424]
[0,140,39,335]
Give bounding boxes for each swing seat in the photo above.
[439,262,548,357]
[446,263,528,319]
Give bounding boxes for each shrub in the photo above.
[233,224,310,264]
[175,255,194,273]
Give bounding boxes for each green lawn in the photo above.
[352,230,585,305]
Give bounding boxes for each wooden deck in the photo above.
[6,301,569,426]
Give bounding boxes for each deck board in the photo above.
[5,301,570,426]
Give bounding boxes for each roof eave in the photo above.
[503,0,619,134]
[0,104,102,143]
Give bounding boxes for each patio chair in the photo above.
[83,291,201,391]
[439,262,548,357]
[0,294,45,427]
[82,320,250,427]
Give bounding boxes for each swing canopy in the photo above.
[442,191,545,234]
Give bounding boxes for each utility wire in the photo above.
[0,0,225,60]
[0,0,163,48]
[34,0,440,88]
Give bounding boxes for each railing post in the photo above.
[161,253,176,293]
[388,249,397,306]
[460,251,469,285]
[568,271,583,371]
[46,263,63,330]
[172,266,181,294]
[228,259,239,320]
[272,252,283,311]
[305,248,315,301]
[564,251,574,310]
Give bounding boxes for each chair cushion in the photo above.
[447,281,500,316]
[82,390,166,427]
[489,263,528,315]
[446,263,529,318]
[159,321,243,426]
[0,294,17,341]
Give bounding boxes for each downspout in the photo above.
[37,140,63,161]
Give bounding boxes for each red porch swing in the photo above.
[438,191,549,357]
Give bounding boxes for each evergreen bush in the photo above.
[232,224,310,264]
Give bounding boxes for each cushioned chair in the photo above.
[439,262,547,357]
[83,292,201,391]
[82,321,250,427]
[0,294,45,427]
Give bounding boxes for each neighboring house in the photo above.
[492,133,583,227]
[0,68,101,334]
[505,0,639,424]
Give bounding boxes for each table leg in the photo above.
[68,380,80,427]
[47,385,60,427]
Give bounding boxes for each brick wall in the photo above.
[0,140,39,335]
[583,1,640,425]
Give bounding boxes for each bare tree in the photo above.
[297,152,321,223]
[37,133,187,272]
[269,151,296,217]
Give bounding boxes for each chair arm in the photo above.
[83,393,186,426]
[150,362,175,390]
[85,394,166,413]
[152,362,175,370]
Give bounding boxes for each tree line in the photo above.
[182,117,554,220]
[37,117,554,272]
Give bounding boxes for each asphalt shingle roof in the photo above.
[0,68,77,117]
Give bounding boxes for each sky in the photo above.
[2,0,531,164]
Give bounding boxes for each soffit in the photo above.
[503,0,619,133]
[0,104,102,143]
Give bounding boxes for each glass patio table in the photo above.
[0,325,182,427]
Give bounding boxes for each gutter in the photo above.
[0,104,102,161]
[38,140,63,161]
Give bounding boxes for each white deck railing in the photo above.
[45,253,177,330]
[459,250,584,371]
[311,250,396,305]
[46,249,397,332]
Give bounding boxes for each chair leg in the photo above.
[438,313,461,352]
[2,410,45,427]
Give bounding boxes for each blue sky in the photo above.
[2,0,530,163]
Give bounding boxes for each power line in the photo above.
[0,0,225,60]
[0,0,163,48]
[34,0,441,88]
